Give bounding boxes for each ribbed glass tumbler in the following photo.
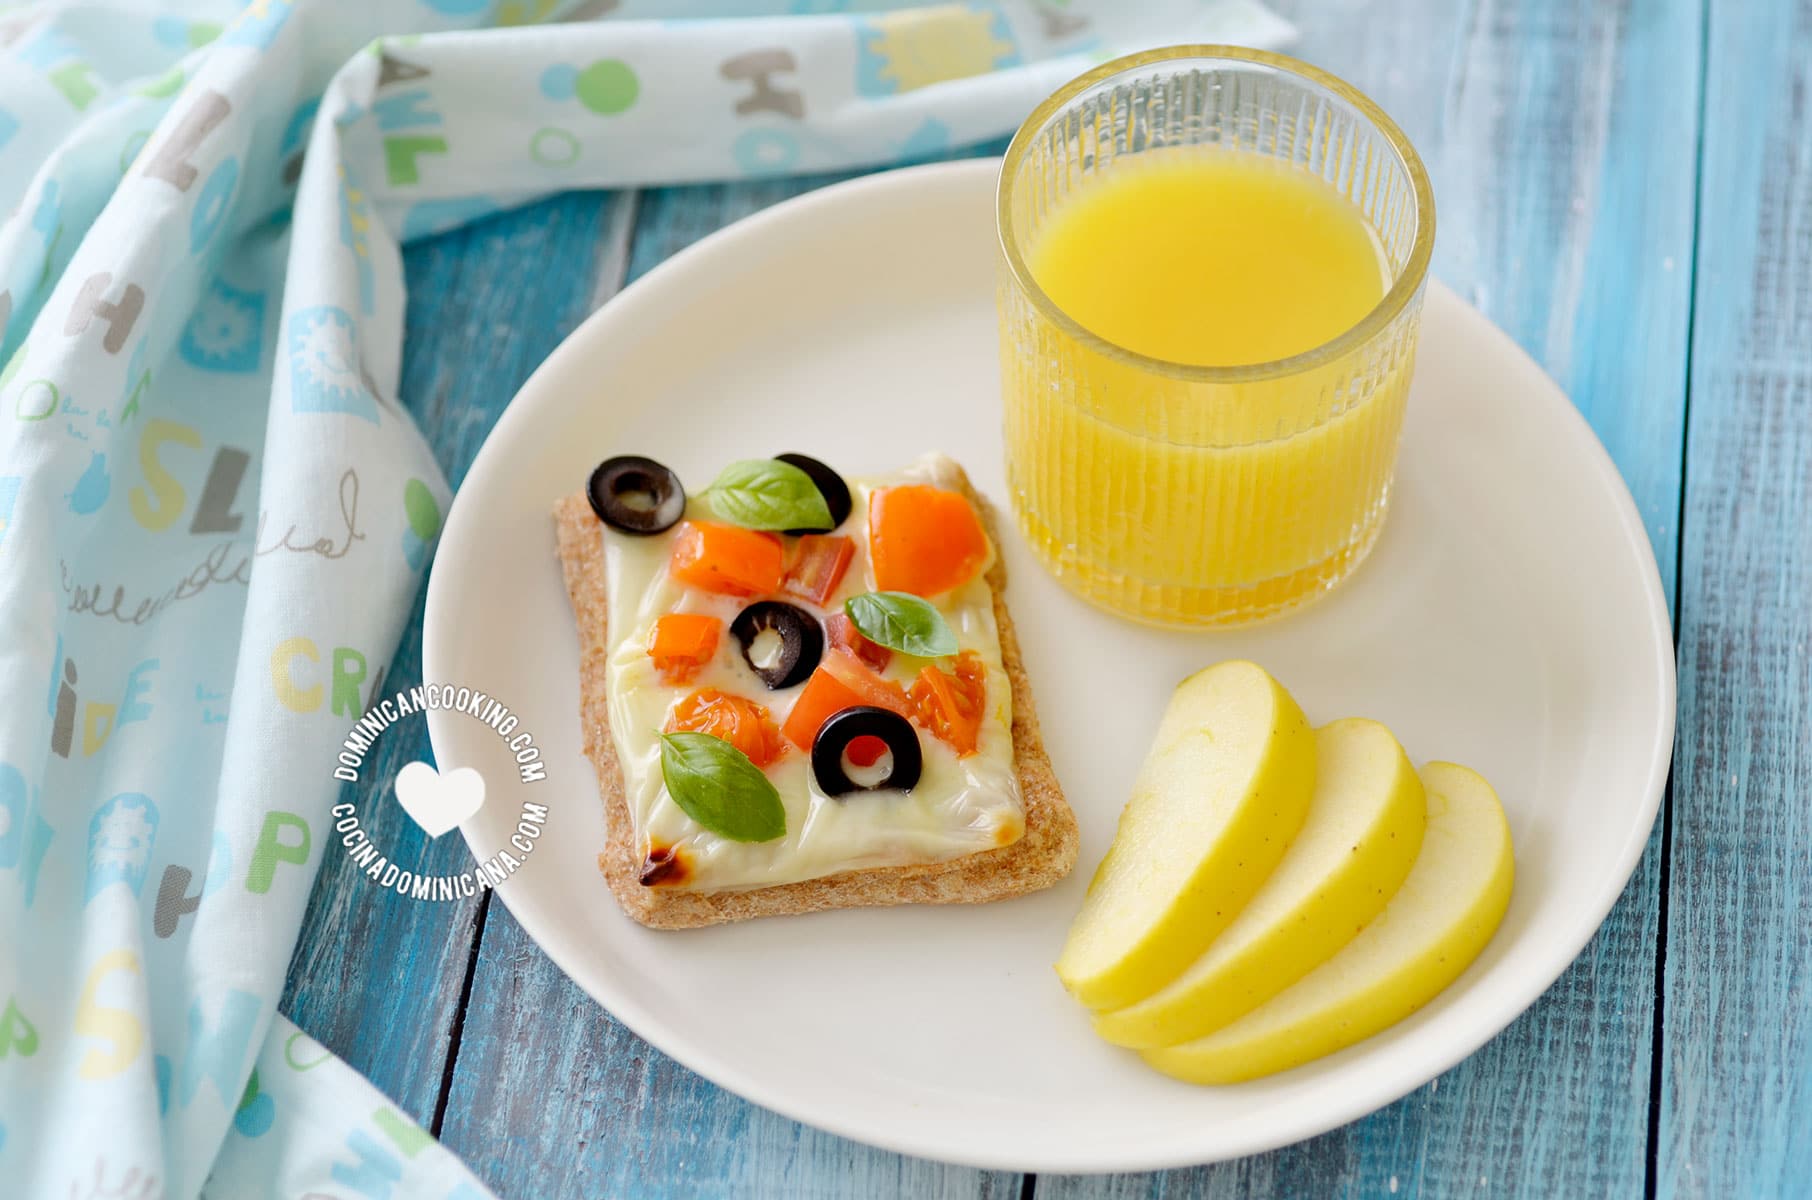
[996,46,1435,628]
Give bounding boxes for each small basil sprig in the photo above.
[844,591,959,658]
[659,732,786,843]
[703,459,832,532]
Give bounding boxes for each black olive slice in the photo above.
[588,455,686,535]
[731,600,824,690]
[812,706,922,796]
[776,452,852,534]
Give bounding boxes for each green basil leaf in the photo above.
[844,591,960,658]
[703,458,833,531]
[658,732,786,843]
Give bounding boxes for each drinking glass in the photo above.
[996,46,1435,627]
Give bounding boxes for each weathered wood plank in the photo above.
[1046,0,1698,1194]
[1659,1,1812,1194]
[279,189,631,1125]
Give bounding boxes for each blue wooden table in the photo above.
[281,1,1812,1194]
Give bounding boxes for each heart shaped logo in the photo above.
[393,761,485,838]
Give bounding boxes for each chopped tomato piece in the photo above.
[782,669,865,754]
[908,651,987,757]
[782,534,855,606]
[845,735,889,768]
[666,688,786,768]
[646,613,722,684]
[868,485,989,597]
[668,521,784,597]
[781,651,911,752]
[822,649,913,712]
[825,610,891,672]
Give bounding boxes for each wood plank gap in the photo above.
[433,189,642,1138]
[432,889,494,1137]
[1020,1173,1037,1200]
[1644,771,1680,1200]
[1644,3,1712,1194]
[588,189,641,314]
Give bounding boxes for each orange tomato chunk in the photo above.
[666,688,786,768]
[825,610,891,672]
[822,649,914,714]
[868,485,989,597]
[908,651,987,757]
[646,613,722,684]
[782,534,855,606]
[782,651,912,753]
[668,521,785,597]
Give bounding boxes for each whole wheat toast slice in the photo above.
[552,465,1078,929]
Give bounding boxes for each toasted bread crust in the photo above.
[552,468,1077,928]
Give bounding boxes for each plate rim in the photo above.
[423,157,1677,1173]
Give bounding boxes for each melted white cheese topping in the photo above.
[601,453,1024,893]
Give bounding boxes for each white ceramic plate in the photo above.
[422,159,1674,1173]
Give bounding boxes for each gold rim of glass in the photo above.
[996,44,1436,384]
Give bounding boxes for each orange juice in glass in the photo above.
[997,47,1434,627]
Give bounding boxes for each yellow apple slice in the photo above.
[1055,661,1316,1011]
[1094,718,1426,1048]
[1143,761,1514,1084]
